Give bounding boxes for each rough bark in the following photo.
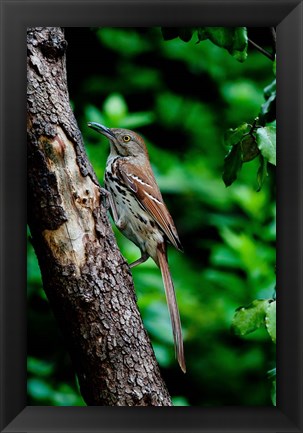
[27,27,172,406]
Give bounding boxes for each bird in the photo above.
[88,122,186,373]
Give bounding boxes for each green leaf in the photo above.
[260,80,276,123]
[273,56,276,76]
[84,104,105,125]
[224,123,250,147]
[268,368,276,406]
[240,134,260,163]
[103,93,128,121]
[222,143,243,187]
[256,155,268,191]
[224,123,259,171]
[197,28,207,42]
[256,125,276,165]
[27,357,54,376]
[121,111,155,129]
[28,378,53,400]
[265,300,276,343]
[231,299,270,336]
[261,94,276,121]
[263,80,276,99]
[198,27,248,62]
[172,396,190,406]
[152,342,172,368]
[271,378,276,406]
[53,384,84,406]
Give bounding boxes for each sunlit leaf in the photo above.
[122,112,155,128]
[256,125,276,165]
[84,104,105,125]
[27,357,54,376]
[263,80,276,99]
[53,384,84,406]
[210,244,242,268]
[232,300,270,336]
[28,378,53,400]
[103,93,128,121]
[265,300,276,343]
[260,79,276,123]
[152,342,173,367]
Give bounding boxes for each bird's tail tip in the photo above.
[179,359,186,374]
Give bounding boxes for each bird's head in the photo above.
[88,122,148,158]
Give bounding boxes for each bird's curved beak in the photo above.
[87,122,116,139]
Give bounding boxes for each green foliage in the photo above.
[222,143,243,187]
[231,298,276,406]
[256,122,276,165]
[28,27,276,407]
[162,27,248,62]
[27,239,85,406]
[221,29,276,405]
[268,367,276,405]
[231,299,275,337]
[84,93,154,129]
[223,118,275,188]
[261,79,276,122]
[265,300,276,343]
[222,69,276,188]
[27,356,84,406]
[197,27,248,62]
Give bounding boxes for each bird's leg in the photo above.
[102,189,126,230]
[129,252,149,268]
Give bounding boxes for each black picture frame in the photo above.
[1,0,302,432]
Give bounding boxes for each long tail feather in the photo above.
[157,243,186,373]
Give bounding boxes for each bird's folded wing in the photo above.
[117,160,183,251]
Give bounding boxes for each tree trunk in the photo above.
[27,26,172,406]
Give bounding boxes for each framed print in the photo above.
[1,0,302,432]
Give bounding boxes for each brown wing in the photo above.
[117,160,183,252]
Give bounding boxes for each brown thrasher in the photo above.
[88,122,186,373]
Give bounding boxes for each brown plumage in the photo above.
[88,122,186,373]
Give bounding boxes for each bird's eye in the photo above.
[123,135,131,143]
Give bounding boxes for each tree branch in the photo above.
[270,27,276,53]
[27,26,172,406]
[248,38,275,61]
